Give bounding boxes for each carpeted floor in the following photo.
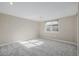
[0,39,77,56]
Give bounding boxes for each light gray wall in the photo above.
[77,3,79,56]
[40,15,77,43]
[0,13,40,44]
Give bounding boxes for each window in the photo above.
[45,20,59,32]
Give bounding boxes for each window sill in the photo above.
[45,31,59,33]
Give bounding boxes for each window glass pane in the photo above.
[46,26,51,31]
[52,26,58,31]
[45,20,59,32]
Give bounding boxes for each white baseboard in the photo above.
[0,38,77,47]
[0,41,17,47]
[40,37,77,46]
[51,39,77,46]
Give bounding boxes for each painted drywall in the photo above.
[0,13,40,44]
[40,15,77,43]
[0,12,77,45]
[77,3,79,56]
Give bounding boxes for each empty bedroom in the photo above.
[0,2,78,56]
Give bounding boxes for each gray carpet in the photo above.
[0,39,77,56]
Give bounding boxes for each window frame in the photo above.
[44,20,59,33]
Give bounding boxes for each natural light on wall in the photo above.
[19,40,44,48]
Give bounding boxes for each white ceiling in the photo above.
[0,2,78,22]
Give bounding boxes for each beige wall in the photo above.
[77,3,79,56]
[40,15,77,43]
[0,13,40,44]
[0,13,77,45]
